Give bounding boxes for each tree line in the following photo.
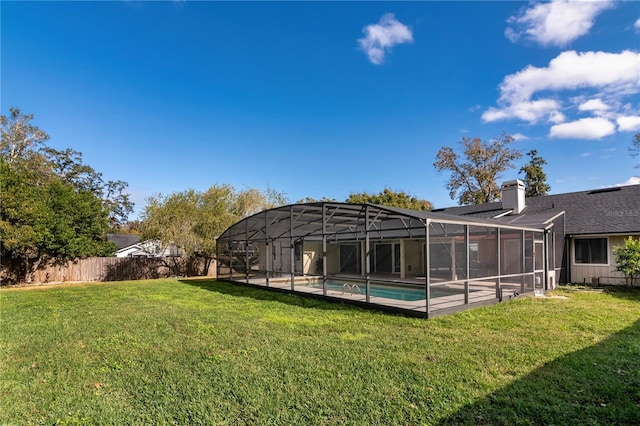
[20,107,637,283]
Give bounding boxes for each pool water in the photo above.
[304,280,454,301]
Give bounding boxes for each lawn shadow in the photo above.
[558,285,640,303]
[438,318,640,425]
[178,278,389,315]
[601,286,640,303]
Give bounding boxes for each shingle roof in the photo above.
[436,184,640,235]
[107,233,141,250]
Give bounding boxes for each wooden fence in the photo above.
[29,257,216,284]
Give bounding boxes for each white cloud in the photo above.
[615,176,640,186]
[549,117,616,139]
[505,0,614,47]
[511,133,529,141]
[482,50,640,134]
[617,116,640,132]
[635,18,640,30]
[498,51,638,108]
[580,152,592,157]
[579,99,610,113]
[483,99,564,124]
[358,13,413,65]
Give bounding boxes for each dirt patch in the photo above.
[535,294,570,300]
[2,281,108,292]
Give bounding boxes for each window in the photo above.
[574,238,608,264]
[340,244,360,273]
[372,243,400,274]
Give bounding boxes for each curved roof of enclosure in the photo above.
[217,202,549,243]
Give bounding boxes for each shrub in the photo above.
[613,237,640,287]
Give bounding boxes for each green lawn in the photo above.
[1,279,639,425]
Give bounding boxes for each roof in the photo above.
[217,201,546,243]
[107,233,141,250]
[436,184,640,235]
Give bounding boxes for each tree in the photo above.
[140,184,288,276]
[111,220,142,235]
[434,133,522,205]
[519,149,550,197]
[1,107,129,284]
[613,237,640,287]
[346,188,432,210]
[1,157,116,283]
[631,132,640,169]
[296,196,337,203]
[0,106,50,164]
[42,147,133,229]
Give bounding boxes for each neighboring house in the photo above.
[113,240,182,258]
[437,181,640,285]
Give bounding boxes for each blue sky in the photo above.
[3,1,639,217]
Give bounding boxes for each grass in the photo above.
[1,279,639,425]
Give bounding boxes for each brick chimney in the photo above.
[501,180,526,214]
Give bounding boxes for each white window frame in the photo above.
[572,237,609,266]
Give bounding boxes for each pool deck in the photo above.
[243,276,504,315]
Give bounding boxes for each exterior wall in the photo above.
[271,240,292,273]
[570,235,633,285]
[404,240,424,277]
[303,242,322,274]
[257,241,267,272]
[326,243,341,275]
[115,246,141,258]
[114,240,181,258]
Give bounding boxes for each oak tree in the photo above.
[434,133,522,205]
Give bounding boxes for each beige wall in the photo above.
[404,240,424,276]
[257,241,267,272]
[570,235,634,285]
[302,242,322,274]
[326,243,341,274]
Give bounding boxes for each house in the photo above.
[217,193,567,317]
[216,180,639,317]
[113,239,182,258]
[436,181,640,286]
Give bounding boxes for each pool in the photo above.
[303,279,458,301]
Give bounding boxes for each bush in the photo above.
[613,237,640,287]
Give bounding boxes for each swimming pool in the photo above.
[303,279,459,301]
